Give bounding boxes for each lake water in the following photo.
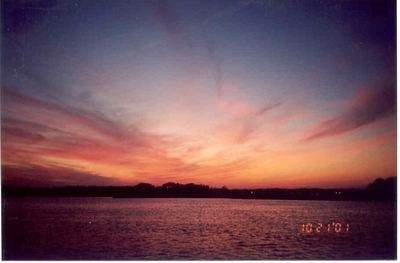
[3,198,396,260]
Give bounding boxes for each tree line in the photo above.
[3,177,396,202]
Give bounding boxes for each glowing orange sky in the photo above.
[2,83,396,188]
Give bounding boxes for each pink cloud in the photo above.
[304,84,395,141]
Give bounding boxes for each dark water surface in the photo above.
[3,198,396,259]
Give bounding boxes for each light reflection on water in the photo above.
[3,198,396,259]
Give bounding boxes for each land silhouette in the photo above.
[3,177,396,202]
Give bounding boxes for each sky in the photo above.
[1,0,396,188]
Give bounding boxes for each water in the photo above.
[3,198,396,260]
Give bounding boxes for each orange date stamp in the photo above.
[300,222,350,233]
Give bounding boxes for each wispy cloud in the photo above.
[216,95,281,144]
[2,90,171,180]
[2,89,252,186]
[304,84,395,141]
[2,89,150,144]
[2,164,124,186]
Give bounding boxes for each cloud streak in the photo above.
[2,164,124,187]
[216,100,281,144]
[2,89,253,186]
[304,84,395,141]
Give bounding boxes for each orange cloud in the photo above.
[2,84,396,188]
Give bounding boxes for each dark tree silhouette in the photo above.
[366,177,396,201]
[3,177,396,202]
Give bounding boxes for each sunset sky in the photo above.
[1,0,396,188]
